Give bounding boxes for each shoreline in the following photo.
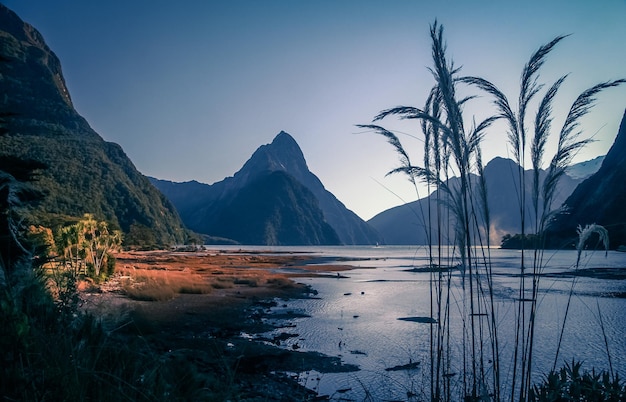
[80,249,358,400]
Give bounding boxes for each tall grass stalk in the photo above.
[365,21,501,400]
[596,300,614,379]
[553,224,609,372]
[362,21,624,401]
[464,48,623,401]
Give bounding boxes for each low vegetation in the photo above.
[501,233,543,249]
[530,361,626,401]
[109,250,302,303]
[118,267,215,301]
[0,135,320,400]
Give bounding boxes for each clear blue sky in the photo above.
[4,0,625,220]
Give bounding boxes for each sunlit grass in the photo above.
[115,265,298,301]
[118,267,214,301]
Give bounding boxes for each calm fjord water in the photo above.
[211,245,626,400]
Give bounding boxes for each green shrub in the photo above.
[530,361,626,402]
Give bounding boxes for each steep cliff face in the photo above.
[0,4,187,245]
[0,6,84,133]
[547,111,626,248]
[152,131,381,245]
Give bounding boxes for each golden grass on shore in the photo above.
[117,267,215,301]
[109,249,319,302]
[85,248,352,306]
[77,248,356,337]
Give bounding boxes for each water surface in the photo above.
[212,245,626,400]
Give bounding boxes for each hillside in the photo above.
[209,170,340,245]
[0,4,187,245]
[151,168,342,246]
[547,110,626,248]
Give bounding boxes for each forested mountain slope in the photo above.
[0,4,187,245]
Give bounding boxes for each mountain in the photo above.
[237,132,381,244]
[565,155,605,180]
[152,131,381,245]
[368,157,584,245]
[209,170,340,245]
[547,110,626,249]
[0,4,187,245]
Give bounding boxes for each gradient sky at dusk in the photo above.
[4,1,625,220]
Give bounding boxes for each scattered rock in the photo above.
[385,361,421,371]
[398,316,437,324]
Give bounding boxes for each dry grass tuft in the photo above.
[118,267,214,301]
[233,278,258,287]
[266,276,296,289]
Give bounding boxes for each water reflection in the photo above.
[216,246,626,400]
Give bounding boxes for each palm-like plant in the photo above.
[80,214,122,278]
[56,214,122,280]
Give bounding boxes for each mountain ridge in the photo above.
[565,155,605,180]
[368,155,593,245]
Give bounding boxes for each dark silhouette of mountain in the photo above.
[152,131,381,245]
[547,110,626,248]
[0,4,187,245]
[211,170,340,245]
[368,157,583,245]
[151,168,342,246]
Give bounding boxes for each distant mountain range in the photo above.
[368,156,602,246]
[152,124,611,247]
[564,155,604,180]
[0,4,187,246]
[151,132,382,245]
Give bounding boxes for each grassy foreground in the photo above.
[4,248,358,401]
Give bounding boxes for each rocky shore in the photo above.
[79,249,358,401]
